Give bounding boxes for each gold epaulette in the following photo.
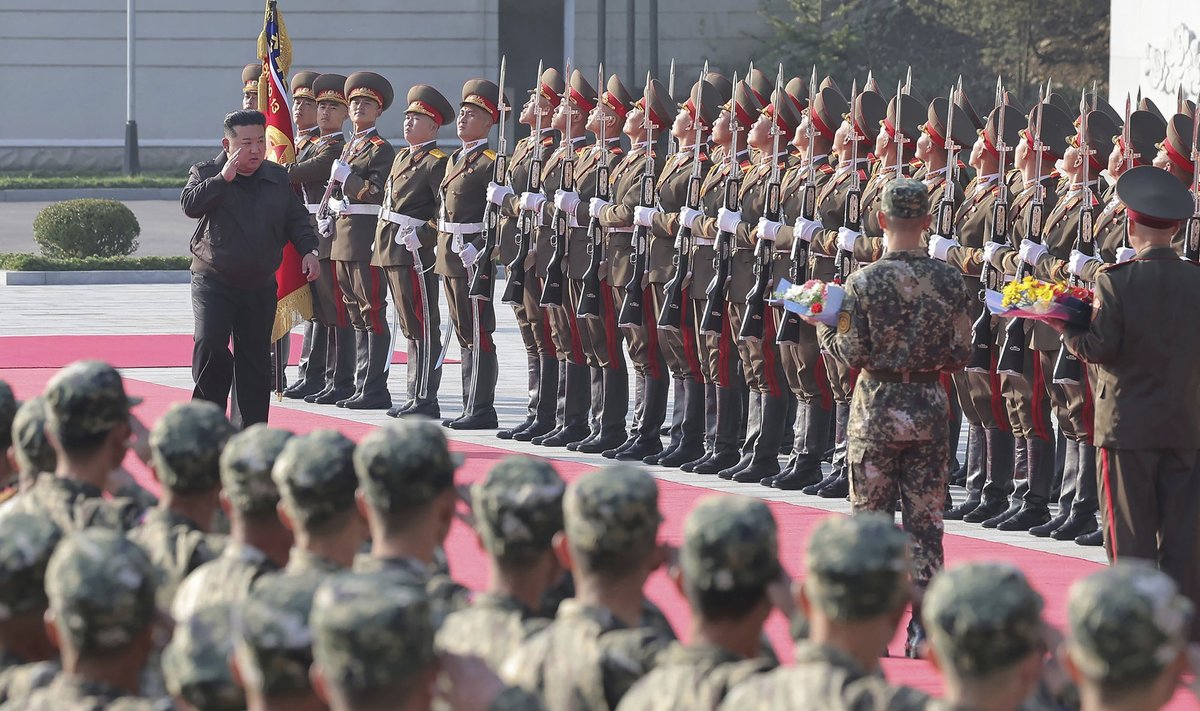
[484,149,497,159]
[429,148,446,159]
[369,135,386,147]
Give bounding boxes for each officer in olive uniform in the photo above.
[323,72,396,410]
[241,63,259,110]
[594,82,673,459]
[375,84,453,419]
[489,67,563,442]
[286,73,352,403]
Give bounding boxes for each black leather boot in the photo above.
[285,322,329,399]
[733,394,787,483]
[516,356,559,442]
[344,329,393,410]
[539,363,592,445]
[774,400,832,490]
[450,338,498,429]
[335,330,371,407]
[498,352,540,437]
[968,430,1019,524]
[309,326,356,404]
[645,379,687,465]
[946,424,988,520]
[682,382,719,472]
[1075,528,1103,547]
[615,374,667,460]
[1032,438,1079,536]
[693,385,743,475]
[718,391,761,480]
[658,380,706,467]
[578,365,630,453]
[997,436,1053,531]
[1052,442,1099,540]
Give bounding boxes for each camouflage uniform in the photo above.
[0,513,62,706]
[272,428,359,535]
[161,603,243,711]
[617,496,782,711]
[130,401,233,611]
[171,424,292,620]
[352,420,471,625]
[437,456,565,669]
[233,575,320,700]
[9,397,56,483]
[817,181,972,587]
[502,465,675,711]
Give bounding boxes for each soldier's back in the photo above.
[8,475,142,534]
[11,674,161,711]
[436,592,551,672]
[0,659,58,707]
[171,540,275,620]
[352,553,471,627]
[129,508,223,611]
[717,641,885,710]
[615,642,775,711]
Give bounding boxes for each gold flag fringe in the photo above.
[272,286,312,343]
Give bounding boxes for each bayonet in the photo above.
[893,78,905,175]
[903,65,912,95]
[700,70,743,336]
[469,54,509,301]
[1187,87,1200,262]
[618,71,658,327]
[500,59,546,305]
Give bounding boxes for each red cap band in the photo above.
[1126,209,1181,230]
[810,108,834,142]
[604,91,629,118]
[569,87,596,113]
[1164,139,1195,174]
[926,123,946,150]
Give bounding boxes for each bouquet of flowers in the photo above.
[773,279,845,327]
[986,276,1092,327]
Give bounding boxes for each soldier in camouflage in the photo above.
[232,574,325,710]
[0,381,15,491]
[0,513,62,706]
[351,419,470,625]
[131,401,232,611]
[501,464,676,711]
[1066,563,1197,711]
[172,424,294,620]
[617,496,783,711]
[437,455,566,670]
[8,397,56,493]
[17,528,159,710]
[805,179,972,655]
[162,603,244,711]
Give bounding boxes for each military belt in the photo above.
[333,203,379,216]
[437,220,484,235]
[861,369,942,384]
[378,209,427,230]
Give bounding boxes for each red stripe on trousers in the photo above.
[761,314,783,397]
[476,300,495,353]
[1082,375,1095,444]
[989,350,1011,432]
[329,265,349,329]
[940,372,955,419]
[409,268,424,327]
[716,305,733,389]
[1030,354,1051,442]
[643,285,664,381]
[367,266,385,334]
[1100,447,1118,559]
[679,297,704,383]
[813,349,833,411]
[566,305,585,365]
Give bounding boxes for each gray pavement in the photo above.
[0,279,1107,564]
[0,200,192,257]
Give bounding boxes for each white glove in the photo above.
[679,206,704,230]
[1067,249,1100,276]
[836,226,860,253]
[486,182,513,206]
[716,207,742,234]
[757,216,782,242]
[554,189,581,214]
[519,192,546,212]
[589,197,610,218]
[928,234,959,262]
[399,228,421,253]
[1116,247,1136,264]
[330,159,351,184]
[1018,238,1048,266]
[459,243,480,267]
[634,205,661,228]
[794,216,821,243]
[317,216,333,238]
[983,241,1002,264]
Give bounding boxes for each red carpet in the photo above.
[3,366,1196,708]
[0,334,458,369]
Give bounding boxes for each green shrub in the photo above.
[0,253,189,271]
[32,199,141,259]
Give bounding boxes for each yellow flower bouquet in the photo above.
[986,276,1092,327]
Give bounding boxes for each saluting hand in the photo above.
[220,149,243,182]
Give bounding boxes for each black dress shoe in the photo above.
[996,506,1050,531]
[496,419,533,440]
[1029,512,1069,537]
[284,380,326,400]
[312,387,354,405]
[643,441,679,466]
[529,426,563,445]
[1051,513,1098,541]
[400,402,440,418]
[577,434,626,454]
[448,413,499,430]
[963,498,1009,524]
[513,421,555,442]
[904,618,926,659]
[539,425,590,447]
[802,471,839,495]
[680,452,711,473]
[771,468,823,491]
[944,497,981,521]
[386,405,404,418]
[603,435,639,459]
[717,454,753,481]
[344,394,392,410]
[732,463,780,483]
[335,394,360,408]
[659,444,705,469]
[692,451,740,475]
[566,431,599,451]
[1075,528,1104,546]
[817,474,849,498]
[615,439,663,461]
[981,501,1023,529]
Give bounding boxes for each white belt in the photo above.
[331,199,379,216]
[305,203,320,215]
[437,220,484,235]
[379,209,427,230]
[606,226,634,234]
[694,237,716,246]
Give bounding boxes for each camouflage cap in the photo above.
[45,528,156,652]
[43,360,141,443]
[149,401,234,494]
[681,495,781,593]
[0,513,62,620]
[805,513,911,620]
[273,429,358,529]
[881,177,930,219]
[234,574,317,696]
[0,380,15,450]
[924,563,1045,676]
[311,571,435,694]
[564,464,661,555]
[473,456,565,560]
[11,396,56,475]
[1067,562,1194,686]
[162,603,245,711]
[353,419,460,513]
[220,424,292,514]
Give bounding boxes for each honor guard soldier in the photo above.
[241,63,260,110]
[594,80,673,461]
[759,83,846,490]
[285,73,351,403]
[375,84,453,419]
[488,67,564,441]
[1154,111,1196,188]
[322,72,396,410]
[438,78,502,430]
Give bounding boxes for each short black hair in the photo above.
[684,580,769,621]
[223,110,266,137]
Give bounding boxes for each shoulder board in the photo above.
[818,163,835,174]
[857,168,868,181]
[908,158,924,170]
[369,135,387,147]
[1099,261,1127,273]
[429,148,446,159]
[738,157,753,170]
[541,135,556,147]
[610,146,624,156]
[697,151,708,163]
[484,149,497,159]
[574,145,588,156]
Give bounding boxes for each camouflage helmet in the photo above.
[353,419,461,512]
[1067,562,1194,687]
[924,562,1045,676]
[805,513,911,620]
[311,571,436,695]
[881,177,930,219]
[45,528,157,652]
[11,396,56,475]
[273,429,358,530]
[0,380,15,450]
[220,424,292,515]
[564,464,661,556]
[150,401,234,493]
[472,456,565,560]
[162,603,245,711]
[234,573,318,696]
[43,360,142,444]
[0,513,62,620]
[680,495,781,593]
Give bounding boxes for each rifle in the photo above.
[740,64,786,341]
[933,78,962,238]
[658,63,709,332]
[500,60,546,305]
[1185,88,1200,263]
[577,63,611,320]
[834,79,863,284]
[1053,88,1096,385]
[777,65,820,346]
[1121,93,1133,250]
[315,139,356,225]
[700,71,744,337]
[618,72,656,327]
[997,79,1049,377]
[469,56,508,300]
[540,60,575,308]
[966,77,1010,373]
